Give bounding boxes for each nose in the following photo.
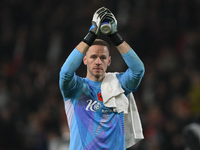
[95,57,102,65]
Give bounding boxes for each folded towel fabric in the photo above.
[102,72,129,114]
[101,72,144,148]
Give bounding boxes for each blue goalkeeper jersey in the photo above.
[64,77,126,150]
[59,48,144,150]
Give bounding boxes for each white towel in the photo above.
[101,72,144,148]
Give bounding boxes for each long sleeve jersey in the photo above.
[59,47,144,150]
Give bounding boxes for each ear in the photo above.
[83,56,87,65]
[108,56,111,66]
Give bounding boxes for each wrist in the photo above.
[109,32,124,46]
[82,31,97,46]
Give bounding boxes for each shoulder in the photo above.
[114,72,133,95]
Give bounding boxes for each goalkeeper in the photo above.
[59,7,145,150]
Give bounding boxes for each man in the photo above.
[59,7,145,150]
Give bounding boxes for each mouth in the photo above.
[93,68,102,71]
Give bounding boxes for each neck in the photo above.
[86,74,105,82]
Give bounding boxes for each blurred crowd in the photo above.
[0,0,200,150]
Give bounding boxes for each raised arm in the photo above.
[119,42,145,91]
[59,7,110,99]
[103,8,145,92]
[116,41,131,54]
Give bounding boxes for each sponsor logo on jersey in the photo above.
[85,99,114,113]
[86,99,102,112]
[85,92,114,113]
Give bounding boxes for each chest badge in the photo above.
[97,92,103,102]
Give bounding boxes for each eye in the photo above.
[100,56,106,60]
[90,55,97,59]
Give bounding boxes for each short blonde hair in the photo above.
[92,39,110,54]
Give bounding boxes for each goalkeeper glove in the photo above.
[83,7,108,46]
[104,9,124,46]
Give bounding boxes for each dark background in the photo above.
[0,0,200,150]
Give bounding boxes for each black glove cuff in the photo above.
[82,31,97,46]
[109,32,124,46]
